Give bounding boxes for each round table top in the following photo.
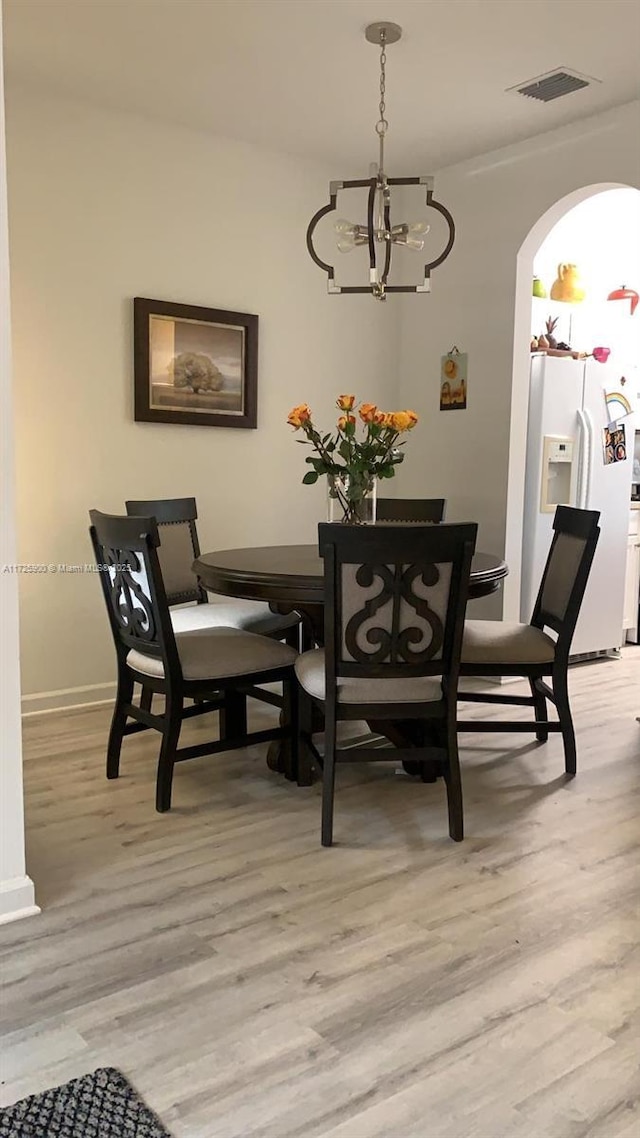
[194,544,508,604]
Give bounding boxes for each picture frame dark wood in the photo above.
[133,297,258,429]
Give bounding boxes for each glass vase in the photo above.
[327,472,377,525]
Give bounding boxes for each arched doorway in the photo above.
[503,182,640,623]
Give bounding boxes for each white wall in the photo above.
[397,101,640,617]
[0,19,38,922]
[533,187,640,312]
[6,89,640,704]
[531,186,640,355]
[5,86,397,704]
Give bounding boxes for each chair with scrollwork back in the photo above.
[89,510,299,812]
[376,498,446,523]
[295,521,477,846]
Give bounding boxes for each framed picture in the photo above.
[133,298,258,428]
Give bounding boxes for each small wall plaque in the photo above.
[440,348,467,411]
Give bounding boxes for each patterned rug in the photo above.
[0,1067,172,1137]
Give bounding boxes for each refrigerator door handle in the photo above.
[583,408,595,509]
[576,409,589,508]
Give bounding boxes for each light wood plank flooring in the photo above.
[1,650,639,1137]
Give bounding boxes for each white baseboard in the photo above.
[0,875,40,925]
[22,682,116,717]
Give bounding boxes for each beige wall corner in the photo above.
[0,10,38,921]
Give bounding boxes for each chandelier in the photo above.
[306,22,455,301]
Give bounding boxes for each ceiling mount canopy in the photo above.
[306,21,455,301]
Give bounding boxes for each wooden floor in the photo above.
[1,650,639,1137]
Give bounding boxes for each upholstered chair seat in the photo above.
[170,599,299,638]
[128,626,297,682]
[462,621,556,665]
[295,648,443,705]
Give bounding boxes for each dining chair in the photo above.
[457,505,601,775]
[376,497,446,523]
[296,521,477,846]
[89,510,299,812]
[125,497,300,647]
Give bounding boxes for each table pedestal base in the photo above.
[367,719,443,782]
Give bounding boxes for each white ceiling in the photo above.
[3,0,640,170]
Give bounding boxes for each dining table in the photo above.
[193,542,508,782]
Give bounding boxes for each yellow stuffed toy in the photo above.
[550,263,585,303]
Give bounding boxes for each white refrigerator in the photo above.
[521,354,634,658]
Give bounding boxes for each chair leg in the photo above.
[106,669,134,779]
[220,690,247,740]
[553,666,577,777]
[156,696,183,813]
[321,717,337,847]
[293,687,314,787]
[529,676,548,743]
[300,624,315,652]
[296,690,315,787]
[443,720,464,842]
[281,675,302,783]
[284,623,300,651]
[140,685,153,713]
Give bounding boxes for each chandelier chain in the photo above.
[376,31,388,138]
[375,30,389,177]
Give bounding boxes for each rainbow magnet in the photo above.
[605,391,633,421]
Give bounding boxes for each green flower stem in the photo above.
[297,413,410,501]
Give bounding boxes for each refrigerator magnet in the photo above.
[603,423,627,465]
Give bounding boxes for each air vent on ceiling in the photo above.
[507,68,598,103]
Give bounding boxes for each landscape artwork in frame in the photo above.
[134,298,258,428]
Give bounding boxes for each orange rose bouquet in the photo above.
[286,395,418,523]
